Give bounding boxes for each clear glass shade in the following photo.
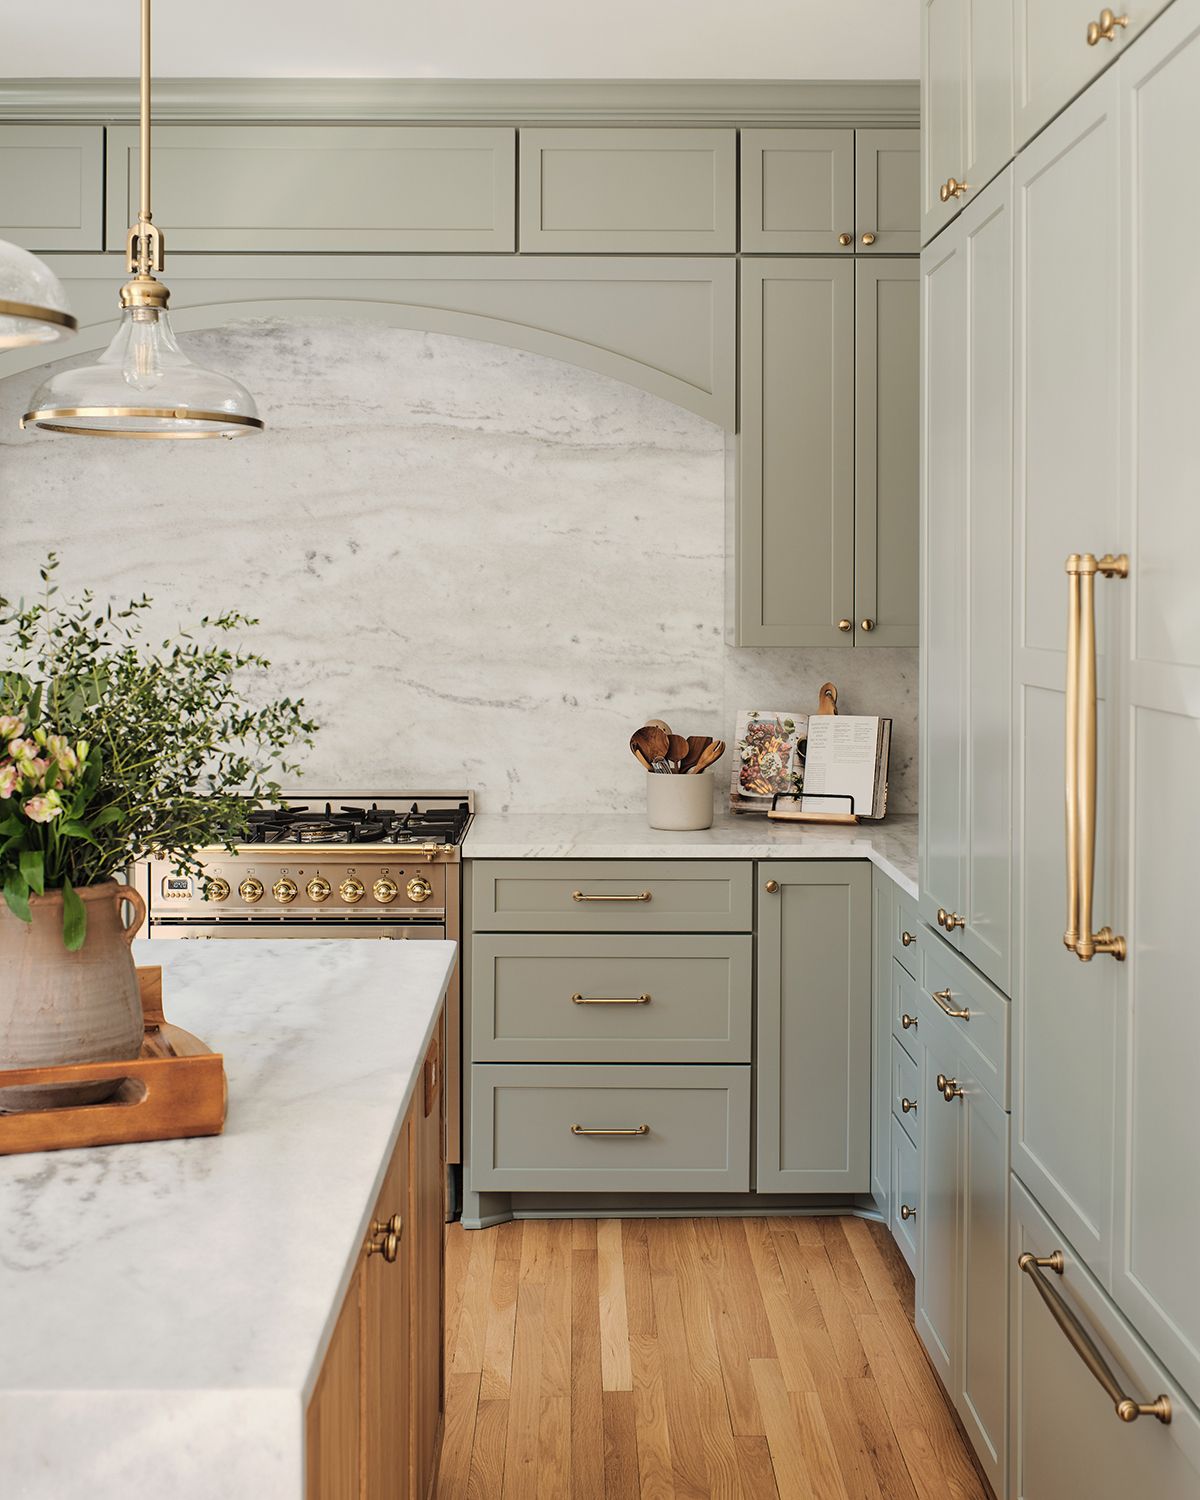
[0,239,77,349]
[22,302,263,439]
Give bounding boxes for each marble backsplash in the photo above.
[0,320,916,814]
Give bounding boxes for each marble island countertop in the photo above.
[463,810,918,898]
[0,939,456,1499]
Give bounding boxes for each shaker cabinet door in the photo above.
[740,128,855,254]
[922,0,968,243]
[854,128,920,254]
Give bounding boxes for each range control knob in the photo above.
[373,878,399,904]
[205,877,231,903]
[272,878,298,905]
[239,877,264,904]
[339,878,365,905]
[306,877,331,903]
[406,876,433,904]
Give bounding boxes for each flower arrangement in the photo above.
[1,557,317,949]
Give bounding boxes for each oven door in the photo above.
[149,920,446,940]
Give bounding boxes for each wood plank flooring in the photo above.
[436,1216,989,1500]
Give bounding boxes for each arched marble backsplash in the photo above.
[0,320,915,814]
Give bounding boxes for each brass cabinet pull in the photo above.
[837,618,853,632]
[571,992,651,1005]
[931,987,970,1020]
[765,879,780,893]
[937,907,965,931]
[860,232,877,245]
[1087,8,1129,44]
[572,889,651,903]
[940,176,971,202]
[860,618,876,632]
[838,232,853,246]
[367,1230,400,1263]
[570,1123,650,1136]
[1064,554,1128,962]
[936,1073,964,1101]
[901,1097,917,1114]
[372,1213,402,1238]
[1018,1251,1171,1424]
[901,1013,918,1031]
[901,930,916,946]
[900,1204,917,1221]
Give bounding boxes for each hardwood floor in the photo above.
[436,1215,989,1500]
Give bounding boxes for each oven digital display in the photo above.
[162,876,193,898]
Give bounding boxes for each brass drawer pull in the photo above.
[571,992,652,1005]
[901,930,916,946]
[901,1097,917,1114]
[1018,1251,1171,1424]
[900,1204,917,1221]
[1087,8,1128,44]
[936,1073,964,1101]
[931,987,970,1020]
[570,1123,650,1137]
[572,890,652,903]
[901,1013,918,1031]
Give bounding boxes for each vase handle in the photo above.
[116,883,146,945]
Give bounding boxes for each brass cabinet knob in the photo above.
[372,1213,402,1238]
[901,1097,917,1114]
[339,878,365,904]
[837,618,853,632]
[937,1073,965,1102]
[860,618,876,632]
[901,930,916,946]
[936,907,965,931]
[406,875,433,904]
[306,877,331,903]
[838,232,853,246]
[940,180,951,203]
[1087,8,1128,43]
[238,877,264,904]
[367,1230,400,1263]
[373,878,399,904]
[205,877,230,902]
[860,232,877,245]
[941,176,970,202]
[765,879,779,893]
[900,1204,917,1221]
[901,1013,918,1030]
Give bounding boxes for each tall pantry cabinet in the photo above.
[921,0,1200,1495]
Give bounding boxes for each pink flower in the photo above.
[7,737,38,762]
[0,715,25,740]
[44,734,80,781]
[23,791,63,823]
[0,764,17,800]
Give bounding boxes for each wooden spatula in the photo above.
[687,739,725,774]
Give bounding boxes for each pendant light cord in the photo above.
[139,0,152,235]
[126,0,163,282]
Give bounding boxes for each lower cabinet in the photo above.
[915,983,1010,1499]
[1011,1176,1200,1500]
[307,1010,446,1500]
[890,1092,921,1273]
[870,866,896,1212]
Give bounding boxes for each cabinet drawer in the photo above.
[470,860,752,932]
[892,1034,920,1145]
[893,888,922,976]
[470,1064,750,1191]
[1011,1176,1200,1499]
[891,1121,920,1273]
[892,956,922,1049]
[105,125,517,252]
[470,933,752,1063]
[922,926,1009,1108]
[0,125,104,251]
[740,128,854,254]
[519,128,736,253]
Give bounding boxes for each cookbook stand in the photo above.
[767,680,861,826]
[0,967,227,1156]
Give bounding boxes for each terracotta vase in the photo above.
[0,881,147,1111]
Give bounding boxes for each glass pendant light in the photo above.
[21,0,263,440]
[0,240,77,349]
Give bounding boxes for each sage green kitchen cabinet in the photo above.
[915,1014,960,1390]
[1011,1176,1200,1500]
[890,1117,921,1272]
[738,256,917,649]
[518,128,736,253]
[0,125,103,251]
[855,128,920,253]
[870,867,896,1212]
[919,168,1014,993]
[855,258,919,646]
[756,861,871,1194]
[105,125,518,252]
[1014,0,1172,149]
[739,128,855,253]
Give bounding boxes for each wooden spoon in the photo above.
[630,725,670,772]
[680,735,712,772]
[687,739,725,774]
[645,719,672,736]
[665,734,689,771]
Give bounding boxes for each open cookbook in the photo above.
[729,707,891,820]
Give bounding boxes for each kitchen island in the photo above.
[0,938,455,1500]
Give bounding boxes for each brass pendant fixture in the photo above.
[0,240,78,349]
[21,0,264,439]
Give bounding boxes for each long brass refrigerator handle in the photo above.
[1018,1251,1171,1424]
[1066,552,1129,963]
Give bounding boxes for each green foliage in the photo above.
[0,556,317,949]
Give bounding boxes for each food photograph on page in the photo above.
[729,709,808,813]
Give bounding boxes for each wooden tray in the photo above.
[0,966,227,1156]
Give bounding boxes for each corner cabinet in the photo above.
[756,861,872,1193]
[737,256,918,648]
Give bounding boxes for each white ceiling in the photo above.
[5,1,919,80]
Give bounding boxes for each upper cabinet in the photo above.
[0,125,103,251]
[105,125,517,252]
[519,128,736,253]
[922,0,1015,245]
[1014,0,1172,147]
[742,127,917,254]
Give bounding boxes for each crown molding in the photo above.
[0,77,919,127]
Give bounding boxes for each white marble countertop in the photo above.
[0,939,456,1499]
[464,810,918,898]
